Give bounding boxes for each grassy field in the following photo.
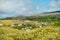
[0,26,60,40]
[0,14,60,40]
[0,20,60,40]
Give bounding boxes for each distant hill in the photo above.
[36,10,60,16]
[1,10,60,20]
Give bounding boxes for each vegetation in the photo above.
[0,13,60,40]
[0,26,60,40]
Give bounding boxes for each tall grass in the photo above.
[0,26,60,40]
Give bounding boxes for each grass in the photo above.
[0,20,23,26]
[0,26,60,40]
[0,13,60,40]
[0,19,60,40]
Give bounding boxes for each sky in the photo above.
[0,0,60,18]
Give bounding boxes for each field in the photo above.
[0,26,60,40]
[0,14,60,40]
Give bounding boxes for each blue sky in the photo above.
[0,0,60,18]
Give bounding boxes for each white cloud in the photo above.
[49,0,60,8]
[35,6,40,13]
[0,1,19,12]
[49,0,58,8]
[21,8,27,11]
[36,6,40,10]
[0,0,40,17]
[58,0,60,6]
[0,0,31,12]
[16,7,27,15]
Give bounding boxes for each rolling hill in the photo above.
[0,10,60,20]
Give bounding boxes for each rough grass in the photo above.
[0,20,23,26]
[0,26,60,40]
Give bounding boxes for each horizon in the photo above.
[0,0,60,18]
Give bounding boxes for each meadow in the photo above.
[0,14,60,40]
[0,26,60,40]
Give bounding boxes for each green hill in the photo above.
[1,10,60,20]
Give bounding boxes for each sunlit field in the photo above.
[0,11,60,40]
[0,18,60,40]
[0,14,60,40]
[0,26,60,40]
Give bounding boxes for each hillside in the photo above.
[1,10,60,20]
[0,11,60,40]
